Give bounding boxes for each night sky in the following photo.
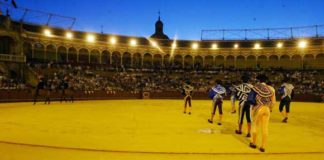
[5,0,324,40]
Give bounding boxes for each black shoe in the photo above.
[235,130,242,134]
[282,117,288,123]
[217,122,222,125]
[249,143,257,149]
[183,111,186,114]
[259,147,265,152]
[188,112,191,115]
[208,119,213,124]
[246,133,251,137]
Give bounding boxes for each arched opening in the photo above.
[269,55,279,68]
[303,54,314,69]
[90,49,100,64]
[101,50,110,65]
[184,55,193,70]
[34,43,45,62]
[57,46,67,63]
[112,51,121,68]
[46,44,56,62]
[215,55,225,68]
[236,55,245,69]
[143,53,153,69]
[163,54,171,68]
[23,42,32,61]
[280,54,290,69]
[153,54,162,69]
[194,55,203,70]
[257,55,268,69]
[79,48,89,64]
[0,36,15,55]
[133,53,142,69]
[204,55,214,69]
[226,55,235,68]
[291,54,302,69]
[68,47,77,63]
[173,55,183,69]
[315,53,324,69]
[246,55,257,69]
[123,52,132,68]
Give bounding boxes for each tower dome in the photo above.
[150,14,169,39]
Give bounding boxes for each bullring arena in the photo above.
[0,100,324,160]
[0,0,323,160]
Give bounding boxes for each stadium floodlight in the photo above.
[211,43,218,50]
[44,29,52,37]
[254,43,261,49]
[151,41,158,47]
[298,40,307,48]
[192,43,199,49]
[172,42,177,49]
[66,32,73,39]
[234,43,239,49]
[277,42,283,48]
[110,37,117,45]
[130,39,137,46]
[86,34,95,43]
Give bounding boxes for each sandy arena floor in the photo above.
[0,100,323,160]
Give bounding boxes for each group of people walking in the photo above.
[182,74,294,152]
[33,76,74,104]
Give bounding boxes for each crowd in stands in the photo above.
[0,72,26,90]
[1,62,323,99]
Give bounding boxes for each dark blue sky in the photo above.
[9,0,324,40]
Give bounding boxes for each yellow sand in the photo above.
[0,100,323,160]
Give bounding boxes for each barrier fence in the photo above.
[0,90,321,103]
[0,54,26,63]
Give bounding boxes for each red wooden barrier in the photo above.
[0,90,321,102]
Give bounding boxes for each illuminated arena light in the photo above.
[170,37,177,57]
[86,34,96,43]
[254,43,261,49]
[172,42,177,49]
[277,42,283,48]
[298,40,308,48]
[151,41,158,47]
[44,29,52,37]
[110,37,117,44]
[192,43,199,49]
[234,43,239,49]
[66,32,73,39]
[130,39,137,46]
[211,43,218,50]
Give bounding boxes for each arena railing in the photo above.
[0,54,26,63]
[201,25,324,41]
[0,90,322,103]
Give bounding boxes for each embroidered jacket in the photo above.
[247,83,276,111]
[182,84,194,97]
[234,83,253,104]
[208,84,226,100]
